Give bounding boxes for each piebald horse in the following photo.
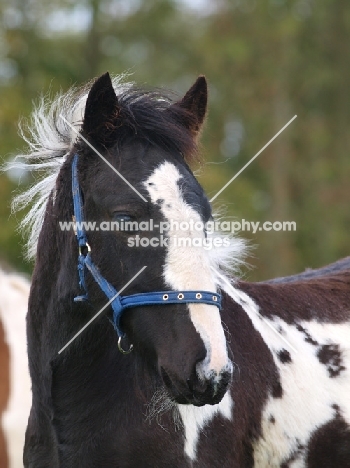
[10,73,350,467]
[0,269,31,468]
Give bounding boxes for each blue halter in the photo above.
[71,154,221,341]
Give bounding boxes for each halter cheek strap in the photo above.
[71,154,222,339]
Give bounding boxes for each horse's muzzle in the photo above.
[161,366,233,406]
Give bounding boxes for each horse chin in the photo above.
[172,390,226,407]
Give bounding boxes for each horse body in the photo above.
[0,269,31,468]
[11,73,350,467]
[231,276,350,467]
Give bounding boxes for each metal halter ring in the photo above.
[79,242,91,256]
[118,336,134,355]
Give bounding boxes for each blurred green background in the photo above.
[0,0,349,280]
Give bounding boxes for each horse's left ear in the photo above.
[81,72,119,147]
[174,75,208,136]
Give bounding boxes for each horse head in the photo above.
[68,73,233,406]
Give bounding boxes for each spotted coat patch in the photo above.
[317,344,346,378]
[277,349,292,364]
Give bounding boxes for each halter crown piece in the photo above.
[71,154,222,350]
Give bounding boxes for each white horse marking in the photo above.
[0,270,31,468]
[178,391,233,461]
[145,162,231,379]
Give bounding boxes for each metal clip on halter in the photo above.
[118,336,134,354]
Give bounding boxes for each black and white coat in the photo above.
[10,73,350,467]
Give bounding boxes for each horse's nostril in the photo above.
[220,370,232,387]
[187,372,208,395]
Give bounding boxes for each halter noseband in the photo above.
[71,154,221,346]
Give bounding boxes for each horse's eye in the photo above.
[113,214,133,223]
[112,213,138,232]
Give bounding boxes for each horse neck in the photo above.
[220,287,278,374]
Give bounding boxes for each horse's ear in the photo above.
[81,72,119,147]
[175,75,208,136]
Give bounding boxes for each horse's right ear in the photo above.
[81,72,119,147]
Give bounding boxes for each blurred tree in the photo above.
[0,0,349,279]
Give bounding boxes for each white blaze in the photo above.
[144,162,231,378]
